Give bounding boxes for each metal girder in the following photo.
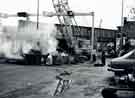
[43,11,94,17]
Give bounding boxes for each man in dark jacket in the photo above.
[101,51,106,65]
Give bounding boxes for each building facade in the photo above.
[117,18,135,48]
[123,18,135,39]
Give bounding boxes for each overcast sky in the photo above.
[0,0,135,29]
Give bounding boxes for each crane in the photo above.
[52,0,79,54]
[51,0,95,55]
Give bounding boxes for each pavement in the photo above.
[0,59,113,98]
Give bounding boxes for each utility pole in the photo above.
[37,0,39,29]
[120,0,124,49]
[121,0,124,27]
[91,12,95,52]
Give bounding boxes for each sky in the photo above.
[0,0,135,29]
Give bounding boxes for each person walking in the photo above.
[101,50,106,65]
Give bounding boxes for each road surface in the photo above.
[0,61,113,98]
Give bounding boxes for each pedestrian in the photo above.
[92,49,96,62]
[41,53,49,65]
[46,53,53,65]
[31,41,42,65]
[101,50,106,65]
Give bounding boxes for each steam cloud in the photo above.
[0,20,58,57]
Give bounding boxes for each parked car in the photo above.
[103,49,135,98]
[108,49,135,76]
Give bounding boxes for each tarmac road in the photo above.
[0,61,113,98]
